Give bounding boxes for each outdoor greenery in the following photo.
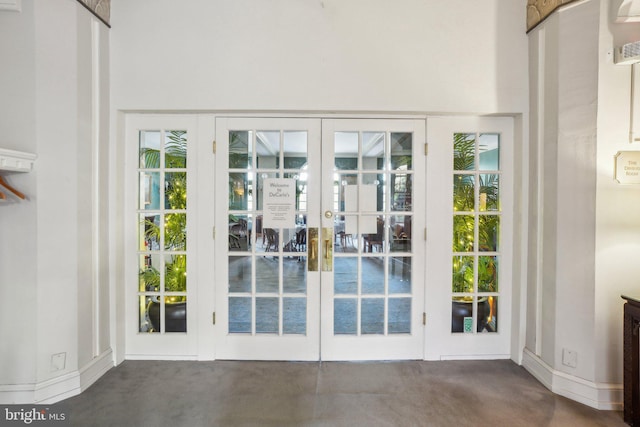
[139,130,188,297]
[452,133,499,294]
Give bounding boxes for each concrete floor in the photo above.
[61,359,626,427]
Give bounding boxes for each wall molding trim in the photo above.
[527,0,581,32]
[0,349,113,404]
[522,348,623,410]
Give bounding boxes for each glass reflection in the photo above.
[283,297,306,334]
[334,298,357,334]
[283,131,307,169]
[388,298,411,333]
[228,256,251,293]
[140,172,160,210]
[139,130,161,168]
[335,132,358,170]
[361,298,384,334]
[361,257,384,294]
[228,214,251,252]
[229,131,252,169]
[391,132,412,170]
[362,132,384,171]
[256,256,279,293]
[334,257,357,294]
[479,133,500,171]
[256,297,279,333]
[391,174,411,211]
[389,257,411,293]
[256,131,280,169]
[229,297,252,333]
[478,256,498,292]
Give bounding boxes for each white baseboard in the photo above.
[125,354,198,361]
[0,348,114,404]
[522,348,623,410]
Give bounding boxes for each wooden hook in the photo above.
[0,175,25,199]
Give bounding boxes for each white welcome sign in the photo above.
[263,178,296,228]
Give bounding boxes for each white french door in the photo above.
[425,116,513,360]
[214,117,426,360]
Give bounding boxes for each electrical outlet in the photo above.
[50,352,66,372]
[562,349,577,368]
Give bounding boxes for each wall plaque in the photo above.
[615,151,640,184]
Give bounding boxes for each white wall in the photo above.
[0,0,38,387]
[595,1,640,384]
[526,0,640,409]
[110,0,528,114]
[0,0,111,404]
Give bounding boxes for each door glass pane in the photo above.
[284,173,308,211]
[139,254,161,292]
[165,130,187,168]
[334,298,357,334]
[361,257,384,294]
[391,132,412,170]
[139,172,160,210]
[229,256,251,293]
[335,132,358,170]
[479,215,499,252]
[256,172,277,211]
[283,298,306,334]
[140,214,160,250]
[229,297,252,333]
[452,298,474,333]
[283,131,307,169]
[454,133,475,171]
[256,131,280,169]
[362,132,385,171]
[228,214,250,252]
[258,228,279,253]
[164,254,187,292]
[362,174,384,212]
[283,257,306,293]
[229,130,252,169]
[478,256,499,292]
[165,213,186,251]
[452,256,474,294]
[390,215,411,252]
[388,298,411,333]
[256,256,279,293]
[336,174,357,212]
[336,215,358,253]
[362,215,384,253]
[139,295,157,333]
[256,297,279,333]
[139,131,161,168]
[454,174,475,212]
[229,173,251,210]
[165,172,186,209]
[479,296,498,333]
[334,257,357,294]
[389,257,411,293]
[391,174,411,211]
[453,215,474,252]
[164,297,187,333]
[479,174,499,212]
[361,298,384,334]
[479,133,499,171]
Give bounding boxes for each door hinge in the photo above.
[423,312,427,325]
[212,140,217,154]
[424,142,428,156]
[212,312,216,325]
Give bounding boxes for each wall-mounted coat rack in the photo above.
[0,148,36,201]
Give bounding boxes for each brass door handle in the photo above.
[322,227,333,271]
